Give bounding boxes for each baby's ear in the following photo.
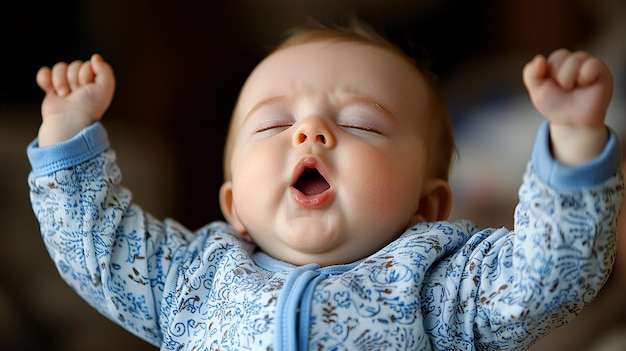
[219,181,247,234]
[411,179,452,224]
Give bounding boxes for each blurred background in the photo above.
[1,0,625,350]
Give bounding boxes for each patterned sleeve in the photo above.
[27,123,201,346]
[423,122,624,350]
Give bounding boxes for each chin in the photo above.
[283,225,341,255]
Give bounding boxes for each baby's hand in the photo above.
[36,54,115,147]
[523,49,613,165]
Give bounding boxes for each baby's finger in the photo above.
[554,51,590,90]
[66,60,83,91]
[577,56,610,87]
[51,62,70,97]
[90,54,115,90]
[546,49,569,78]
[36,66,53,92]
[78,60,95,86]
[522,54,548,91]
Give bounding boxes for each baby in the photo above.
[28,24,623,350]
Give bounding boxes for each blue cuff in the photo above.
[532,121,622,190]
[27,122,110,177]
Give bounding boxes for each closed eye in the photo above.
[337,103,389,136]
[255,123,292,133]
[339,124,382,135]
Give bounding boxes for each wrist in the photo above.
[38,118,93,147]
[549,124,608,166]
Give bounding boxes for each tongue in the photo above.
[295,170,330,196]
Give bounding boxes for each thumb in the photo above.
[90,53,116,93]
[522,54,548,92]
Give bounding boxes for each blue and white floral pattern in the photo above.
[28,124,623,351]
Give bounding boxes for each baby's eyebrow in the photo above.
[342,95,394,120]
[242,92,395,123]
[244,96,288,122]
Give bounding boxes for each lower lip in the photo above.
[290,187,333,208]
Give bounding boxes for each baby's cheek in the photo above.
[231,154,278,219]
[353,172,414,223]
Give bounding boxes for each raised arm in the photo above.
[468,50,621,348]
[523,49,613,165]
[29,55,174,345]
[36,54,115,146]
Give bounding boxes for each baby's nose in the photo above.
[293,118,335,148]
[296,132,326,144]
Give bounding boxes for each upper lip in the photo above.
[290,156,331,192]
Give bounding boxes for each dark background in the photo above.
[1,1,624,350]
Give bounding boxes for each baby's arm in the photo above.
[36,54,114,147]
[523,49,613,165]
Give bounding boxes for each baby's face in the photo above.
[221,40,446,266]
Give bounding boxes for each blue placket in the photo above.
[275,263,321,351]
[273,262,363,350]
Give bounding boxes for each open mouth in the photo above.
[294,168,331,196]
[290,157,333,208]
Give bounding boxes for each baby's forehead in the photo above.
[234,40,430,113]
